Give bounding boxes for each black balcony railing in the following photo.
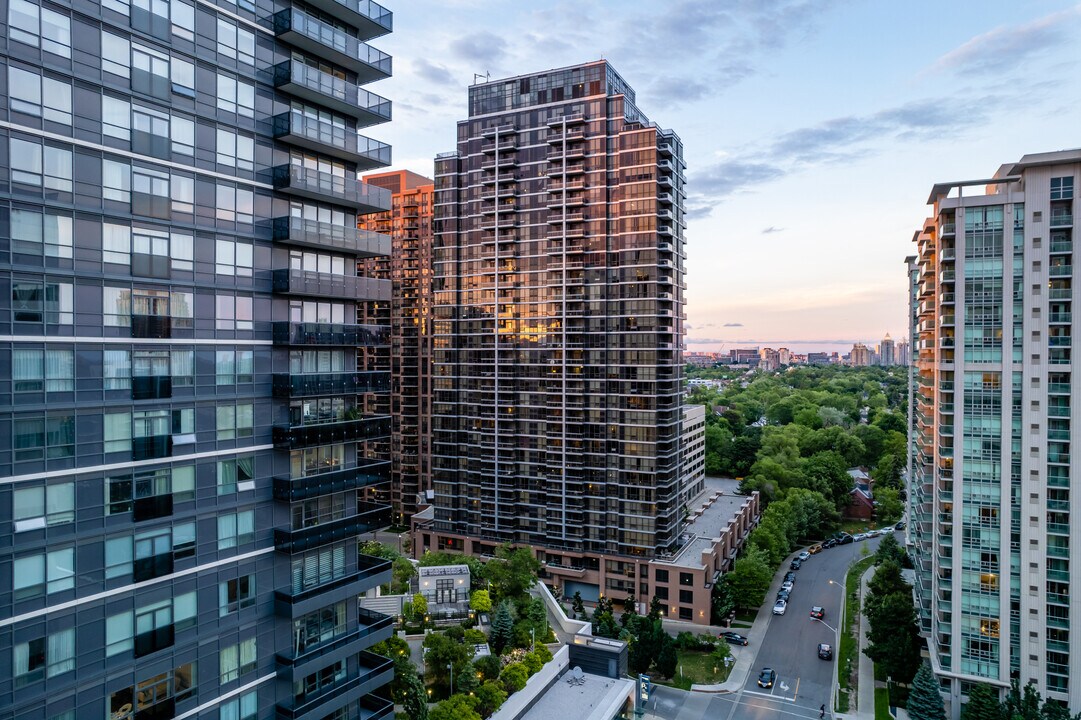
[132,375,172,401]
[274,504,391,554]
[272,61,392,126]
[273,216,390,257]
[132,434,172,461]
[272,10,391,82]
[273,416,390,449]
[131,314,171,339]
[272,371,391,398]
[276,653,393,719]
[272,461,390,503]
[273,268,391,302]
[133,493,173,522]
[273,322,389,347]
[358,694,395,720]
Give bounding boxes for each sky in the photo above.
[374,1,1081,353]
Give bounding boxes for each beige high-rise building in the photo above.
[909,150,1080,717]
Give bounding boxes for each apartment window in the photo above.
[291,545,346,593]
[106,467,175,515]
[296,660,345,703]
[289,300,348,324]
[103,223,132,265]
[8,0,71,57]
[294,602,346,655]
[13,415,74,461]
[290,200,349,227]
[103,159,132,203]
[217,17,255,64]
[108,664,195,719]
[133,165,171,218]
[13,483,75,529]
[215,128,255,171]
[291,444,344,477]
[13,547,73,599]
[102,31,131,77]
[218,455,255,494]
[1051,177,1074,201]
[14,629,75,686]
[220,575,255,616]
[292,495,345,530]
[219,690,257,720]
[10,207,73,258]
[216,404,253,440]
[12,349,74,392]
[216,349,254,384]
[12,280,72,324]
[216,73,255,117]
[216,239,254,276]
[132,42,194,99]
[170,348,194,386]
[8,67,72,125]
[9,138,72,192]
[679,572,694,586]
[216,184,255,224]
[104,411,131,453]
[216,295,254,330]
[103,349,131,390]
[290,349,350,374]
[218,509,255,549]
[220,638,257,683]
[290,250,348,276]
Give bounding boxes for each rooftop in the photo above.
[518,672,634,720]
[660,487,753,569]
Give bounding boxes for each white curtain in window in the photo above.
[13,642,30,677]
[12,349,41,387]
[237,511,254,541]
[47,629,75,676]
[218,461,236,494]
[47,548,74,592]
[171,349,193,380]
[45,349,73,391]
[220,645,238,681]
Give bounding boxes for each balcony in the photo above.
[1050,213,1074,228]
[1051,239,1073,254]
[480,155,517,171]
[273,164,391,213]
[273,216,390,257]
[481,137,517,153]
[273,371,390,398]
[276,654,394,720]
[273,62,391,127]
[272,322,389,347]
[1049,312,1072,324]
[273,10,391,83]
[297,0,391,41]
[273,112,390,168]
[273,416,390,449]
[1050,264,1073,277]
[941,222,956,235]
[132,375,171,401]
[273,461,390,503]
[273,504,391,553]
[132,434,172,461]
[275,555,391,612]
[272,268,391,302]
[131,314,170,339]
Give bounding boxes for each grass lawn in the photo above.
[874,686,891,720]
[653,650,733,691]
[734,608,759,625]
[836,555,876,713]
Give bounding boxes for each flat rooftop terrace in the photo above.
[519,672,633,720]
[661,489,751,569]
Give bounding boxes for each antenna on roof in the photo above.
[473,72,490,85]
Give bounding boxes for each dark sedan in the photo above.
[720,631,749,646]
[757,668,777,688]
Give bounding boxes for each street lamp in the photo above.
[531,627,535,652]
[448,663,454,696]
[827,579,845,714]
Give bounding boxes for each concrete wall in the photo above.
[489,645,571,720]
[533,580,592,637]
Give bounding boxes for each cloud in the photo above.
[928,6,1081,76]
[762,227,784,234]
[412,59,455,85]
[692,160,786,199]
[723,322,744,327]
[449,31,510,65]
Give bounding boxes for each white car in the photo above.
[781,580,794,592]
[798,551,811,561]
[773,599,788,615]
[854,533,867,541]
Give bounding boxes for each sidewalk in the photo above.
[835,564,877,720]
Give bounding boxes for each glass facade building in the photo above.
[0,0,396,717]
[416,61,687,605]
[910,150,1080,716]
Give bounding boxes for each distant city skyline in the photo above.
[377,0,1081,346]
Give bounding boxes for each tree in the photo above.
[501,662,529,693]
[571,591,585,620]
[413,592,429,620]
[482,545,540,601]
[875,534,905,567]
[470,589,492,613]
[876,486,904,524]
[907,664,946,720]
[401,670,429,720]
[656,634,679,679]
[711,576,735,624]
[391,555,416,594]
[527,597,548,640]
[490,600,514,654]
[647,595,663,621]
[456,661,480,695]
[726,545,773,608]
[422,632,474,695]
[962,683,1005,720]
[430,694,481,720]
[418,549,485,577]
[1004,681,1042,720]
[476,681,508,717]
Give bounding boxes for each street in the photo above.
[645,531,895,719]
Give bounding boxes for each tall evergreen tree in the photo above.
[647,595,663,621]
[571,591,585,619]
[1004,680,1042,720]
[961,683,1005,720]
[656,633,679,679]
[401,670,429,720]
[907,664,946,720]
[490,601,514,655]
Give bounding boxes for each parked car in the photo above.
[781,580,794,592]
[895,521,906,530]
[808,545,822,555]
[776,589,791,602]
[784,572,796,583]
[758,668,777,688]
[853,533,867,541]
[810,606,825,619]
[798,550,811,561]
[773,599,788,615]
[823,539,837,549]
[790,558,803,570]
[720,631,749,646]
[818,643,833,660]
[837,534,853,545]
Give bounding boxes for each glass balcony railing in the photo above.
[273,216,390,257]
[272,268,391,302]
[273,504,391,554]
[272,460,390,502]
[273,112,390,168]
[1049,264,1073,277]
[272,416,390,449]
[273,61,391,127]
[273,10,391,83]
[272,164,391,213]
[272,321,389,346]
[1049,213,1074,228]
[272,371,390,398]
[298,0,391,41]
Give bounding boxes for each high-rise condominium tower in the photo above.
[418,60,687,605]
[880,333,895,366]
[360,170,435,523]
[909,150,1080,716]
[0,0,398,717]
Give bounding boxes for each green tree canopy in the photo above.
[908,664,947,720]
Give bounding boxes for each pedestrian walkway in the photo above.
[834,564,877,720]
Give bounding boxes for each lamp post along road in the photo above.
[827,578,845,714]
[448,663,454,696]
